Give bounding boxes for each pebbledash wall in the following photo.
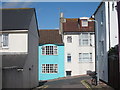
[38,44,64,80]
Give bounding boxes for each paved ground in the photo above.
[36,75,90,89]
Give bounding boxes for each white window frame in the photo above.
[79,53,92,62]
[42,46,58,55]
[81,20,88,27]
[67,36,72,43]
[79,33,91,46]
[42,64,58,73]
[1,33,9,49]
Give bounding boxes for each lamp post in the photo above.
[88,19,99,85]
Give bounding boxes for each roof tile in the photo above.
[39,29,63,44]
[63,18,95,32]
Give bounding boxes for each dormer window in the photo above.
[81,20,88,27]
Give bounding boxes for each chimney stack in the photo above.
[59,12,64,35]
[60,12,64,18]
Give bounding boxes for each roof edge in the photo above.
[1,8,34,10]
[93,2,103,16]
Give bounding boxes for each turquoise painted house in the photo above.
[39,29,64,80]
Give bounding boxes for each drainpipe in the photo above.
[108,2,111,49]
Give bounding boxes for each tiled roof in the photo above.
[63,18,95,32]
[39,29,63,44]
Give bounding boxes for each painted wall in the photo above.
[94,2,108,83]
[64,33,95,76]
[94,1,118,83]
[0,35,1,89]
[39,44,64,80]
[2,13,39,88]
[109,2,118,48]
[0,32,28,53]
[22,13,38,88]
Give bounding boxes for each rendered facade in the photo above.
[94,1,119,83]
[38,30,64,80]
[1,8,39,88]
[60,13,95,77]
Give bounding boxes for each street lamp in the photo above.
[88,19,99,85]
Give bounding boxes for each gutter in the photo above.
[93,2,103,16]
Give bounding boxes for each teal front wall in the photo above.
[38,44,64,80]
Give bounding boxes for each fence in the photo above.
[108,55,119,90]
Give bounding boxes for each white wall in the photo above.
[109,1,118,47]
[0,53,1,85]
[94,1,119,83]
[0,32,28,53]
[95,2,108,83]
[64,33,95,76]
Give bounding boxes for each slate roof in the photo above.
[63,18,95,32]
[39,29,63,44]
[2,8,35,30]
[1,8,38,69]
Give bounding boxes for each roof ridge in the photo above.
[1,8,34,10]
[40,29,59,31]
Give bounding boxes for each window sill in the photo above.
[78,61,94,63]
[41,73,58,74]
[2,47,9,49]
[79,45,94,47]
[42,54,58,56]
[67,62,71,63]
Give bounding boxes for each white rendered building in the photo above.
[60,13,95,76]
[94,1,119,83]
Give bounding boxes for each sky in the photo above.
[1,2,100,29]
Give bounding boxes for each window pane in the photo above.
[82,34,88,38]
[42,64,58,73]
[67,53,71,62]
[67,36,72,43]
[42,46,57,55]
[79,33,90,46]
[90,53,92,61]
[54,46,58,55]
[83,39,89,45]
[79,53,82,61]
[82,20,88,27]
[79,53,92,62]
[3,34,8,47]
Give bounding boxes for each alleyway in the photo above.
[37,75,90,89]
